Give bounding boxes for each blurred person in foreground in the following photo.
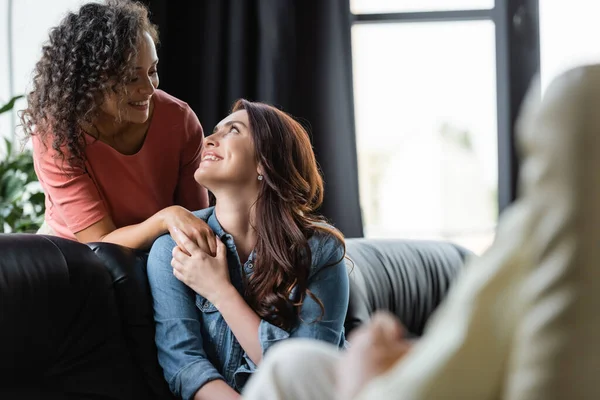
[243,66,600,400]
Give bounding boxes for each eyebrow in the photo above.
[135,59,159,70]
[212,120,248,133]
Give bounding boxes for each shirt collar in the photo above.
[206,206,256,263]
[206,207,227,239]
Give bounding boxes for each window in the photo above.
[351,0,539,254]
[353,21,497,254]
[540,1,600,93]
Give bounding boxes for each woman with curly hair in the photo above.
[147,100,350,400]
[21,0,215,251]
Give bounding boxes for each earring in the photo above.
[258,174,264,181]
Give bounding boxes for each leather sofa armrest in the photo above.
[88,242,175,400]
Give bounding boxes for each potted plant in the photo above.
[0,96,45,232]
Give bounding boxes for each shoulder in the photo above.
[153,89,203,139]
[307,223,346,274]
[31,133,83,175]
[31,128,61,158]
[31,134,47,157]
[153,89,191,115]
[150,207,216,257]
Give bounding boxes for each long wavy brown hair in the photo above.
[231,99,346,331]
[20,0,158,168]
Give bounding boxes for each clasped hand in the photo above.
[170,227,233,306]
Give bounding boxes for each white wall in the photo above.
[0,0,100,148]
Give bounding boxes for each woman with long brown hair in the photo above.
[147,99,349,400]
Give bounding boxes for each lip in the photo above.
[201,151,223,162]
[128,99,151,111]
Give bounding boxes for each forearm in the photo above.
[100,209,168,250]
[215,287,263,365]
[194,379,240,400]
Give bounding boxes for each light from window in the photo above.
[540,0,600,94]
[352,21,498,254]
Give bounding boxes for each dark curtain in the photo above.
[142,0,363,237]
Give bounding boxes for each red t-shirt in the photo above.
[33,90,209,240]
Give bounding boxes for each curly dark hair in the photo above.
[20,0,158,168]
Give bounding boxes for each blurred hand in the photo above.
[161,206,217,256]
[336,312,414,400]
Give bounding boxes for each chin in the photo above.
[194,171,225,194]
[194,169,209,186]
[127,114,150,124]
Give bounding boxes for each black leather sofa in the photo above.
[0,234,469,399]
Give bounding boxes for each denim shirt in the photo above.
[147,207,349,399]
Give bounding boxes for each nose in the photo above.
[205,134,219,147]
[138,75,156,96]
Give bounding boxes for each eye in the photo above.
[230,125,240,133]
[149,70,158,76]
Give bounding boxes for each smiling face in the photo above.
[98,31,159,124]
[194,110,261,190]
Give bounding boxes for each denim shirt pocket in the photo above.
[195,296,219,313]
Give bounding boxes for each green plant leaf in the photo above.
[0,170,16,193]
[0,95,24,115]
[29,192,46,204]
[0,128,46,233]
[4,175,25,203]
[3,138,12,162]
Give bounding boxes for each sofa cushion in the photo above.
[345,239,470,336]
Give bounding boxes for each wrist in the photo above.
[211,284,239,309]
[157,205,180,232]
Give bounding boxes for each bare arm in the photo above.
[214,286,263,365]
[75,205,217,253]
[75,211,165,250]
[194,380,240,400]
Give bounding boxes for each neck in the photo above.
[93,112,132,138]
[213,188,259,260]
